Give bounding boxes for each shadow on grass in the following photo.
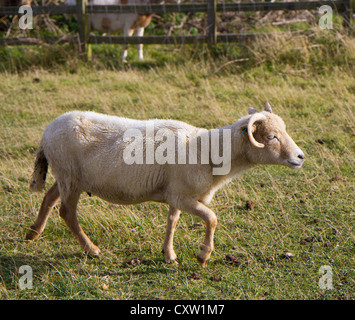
[0,244,178,292]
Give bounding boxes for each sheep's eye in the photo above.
[267,135,279,141]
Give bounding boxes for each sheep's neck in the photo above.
[208,125,255,187]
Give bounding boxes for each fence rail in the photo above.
[0,1,351,15]
[0,0,353,58]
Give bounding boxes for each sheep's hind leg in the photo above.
[59,192,101,256]
[26,182,60,241]
[178,199,217,267]
[162,206,180,264]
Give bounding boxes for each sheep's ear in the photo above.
[264,102,272,113]
[248,107,258,115]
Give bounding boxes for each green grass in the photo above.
[0,28,354,299]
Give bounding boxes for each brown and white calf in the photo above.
[66,0,179,61]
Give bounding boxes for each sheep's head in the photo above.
[241,103,304,169]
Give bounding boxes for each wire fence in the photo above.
[0,0,353,58]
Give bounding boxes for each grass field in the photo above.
[0,27,354,300]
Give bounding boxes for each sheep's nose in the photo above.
[298,153,304,160]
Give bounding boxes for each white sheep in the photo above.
[26,103,304,266]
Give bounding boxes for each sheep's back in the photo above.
[40,111,200,204]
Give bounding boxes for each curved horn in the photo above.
[247,113,267,148]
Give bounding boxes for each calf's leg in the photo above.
[122,28,134,62]
[136,27,145,60]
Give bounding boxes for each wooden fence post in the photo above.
[341,0,351,28]
[77,0,92,60]
[207,0,217,44]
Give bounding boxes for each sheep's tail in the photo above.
[29,146,48,192]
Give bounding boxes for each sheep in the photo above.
[26,103,305,267]
[65,0,179,61]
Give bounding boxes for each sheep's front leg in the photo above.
[162,206,180,264]
[178,199,217,267]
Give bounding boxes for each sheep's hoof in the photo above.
[166,258,179,265]
[162,248,178,264]
[196,244,211,267]
[196,255,209,267]
[84,246,101,257]
[25,227,40,241]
